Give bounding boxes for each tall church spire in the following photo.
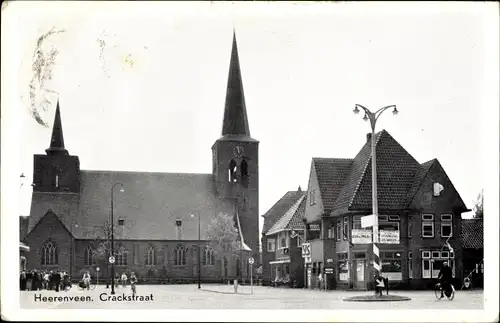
[45,100,68,156]
[222,31,251,137]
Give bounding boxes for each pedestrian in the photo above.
[43,271,49,290]
[20,270,27,291]
[26,270,33,291]
[121,272,127,288]
[53,271,61,292]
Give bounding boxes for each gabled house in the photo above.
[265,193,307,287]
[261,188,305,285]
[461,218,483,288]
[303,130,470,290]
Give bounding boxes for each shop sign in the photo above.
[379,230,400,244]
[351,229,372,244]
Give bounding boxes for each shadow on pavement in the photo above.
[200,288,252,295]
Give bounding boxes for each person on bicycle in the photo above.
[121,272,128,287]
[82,271,91,290]
[130,272,138,295]
[437,261,453,298]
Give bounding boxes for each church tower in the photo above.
[212,32,259,261]
[32,100,81,194]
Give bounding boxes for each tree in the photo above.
[204,212,240,256]
[473,189,484,219]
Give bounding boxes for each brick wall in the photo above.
[24,211,73,272]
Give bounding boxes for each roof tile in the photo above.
[312,158,353,213]
[262,190,305,234]
[28,170,235,241]
[266,194,306,235]
[334,130,421,211]
[461,219,483,249]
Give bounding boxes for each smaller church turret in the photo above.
[32,100,80,194]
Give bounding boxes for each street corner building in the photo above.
[261,188,307,287]
[21,32,260,284]
[262,131,472,290]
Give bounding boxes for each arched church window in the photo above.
[240,160,249,185]
[84,245,95,266]
[203,245,214,266]
[116,246,128,266]
[41,240,58,265]
[174,244,187,266]
[146,244,156,266]
[228,160,238,183]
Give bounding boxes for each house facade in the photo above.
[461,218,483,289]
[22,33,260,283]
[261,189,305,286]
[303,131,469,290]
[264,191,306,287]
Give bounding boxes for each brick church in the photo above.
[22,33,260,283]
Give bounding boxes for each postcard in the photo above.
[2,1,499,322]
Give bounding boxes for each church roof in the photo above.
[28,170,235,241]
[221,31,255,141]
[266,194,307,235]
[46,100,69,156]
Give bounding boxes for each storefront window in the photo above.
[381,252,402,280]
[353,215,362,229]
[421,250,455,279]
[338,262,349,282]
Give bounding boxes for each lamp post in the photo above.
[110,182,124,295]
[353,104,398,282]
[190,212,201,289]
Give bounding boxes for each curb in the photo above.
[343,295,412,302]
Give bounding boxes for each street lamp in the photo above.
[110,182,124,295]
[190,212,201,289]
[353,104,398,281]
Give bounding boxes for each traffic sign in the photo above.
[96,267,100,272]
[301,243,311,257]
[361,214,376,228]
[248,257,254,265]
[108,256,115,264]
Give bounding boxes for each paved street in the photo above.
[20,284,483,310]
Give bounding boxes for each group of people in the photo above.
[20,269,139,292]
[20,269,71,292]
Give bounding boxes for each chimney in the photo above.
[366,133,372,142]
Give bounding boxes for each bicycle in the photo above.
[131,281,137,297]
[77,280,96,291]
[434,281,455,300]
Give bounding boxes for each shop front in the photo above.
[269,258,291,284]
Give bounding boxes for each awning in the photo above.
[269,259,291,265]
[20,242,30,252]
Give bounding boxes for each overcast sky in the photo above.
[5,2,497,231]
